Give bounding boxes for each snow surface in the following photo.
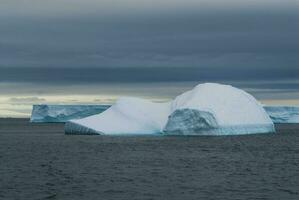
[66,97,171,135]
[65,83,275,135]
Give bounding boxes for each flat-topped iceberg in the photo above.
[264,106,299,123]
[65,83,275,135]
[31,105,110,122]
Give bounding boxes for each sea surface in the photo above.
[0,118,299,200]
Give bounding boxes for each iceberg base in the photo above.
[65,121,102,135]
[164,124,275,136]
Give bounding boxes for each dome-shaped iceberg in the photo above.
[65,83,275,135]
[163,83,275,135]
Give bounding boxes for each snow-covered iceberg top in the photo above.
[65,83,275,135]
[65,98,170,135]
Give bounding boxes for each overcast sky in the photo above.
[1,0,298,71]
[0,0,298,116]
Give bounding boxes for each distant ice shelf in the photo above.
[30,104,110,123]
[264,106,299,123]
[30,104,299,124]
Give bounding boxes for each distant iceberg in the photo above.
[264,106,299,123]
[30,105,110,123]
[65,83,275,135]
[30,104,299,124]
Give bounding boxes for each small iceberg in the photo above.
[65,97,170,135]
[65,83,275,135]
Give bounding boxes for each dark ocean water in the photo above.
[0,118,299,200]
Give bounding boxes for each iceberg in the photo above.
[65,83,275,135]
[30,105,110,122]
[264,106,299,123]
[163,83,275,135]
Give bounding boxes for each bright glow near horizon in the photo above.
[1,81,299,117]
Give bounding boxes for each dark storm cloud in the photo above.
[0,0,298,82]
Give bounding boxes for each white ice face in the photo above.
[171,83,273,126]
[66,97,171,135]
[163,83,275,135]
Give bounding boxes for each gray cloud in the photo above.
[0,12,299,67]
[0,0,298,84]
[0,66,297,84]
[0,1,296,17]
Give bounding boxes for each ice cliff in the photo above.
[264,106,299,123]
[30,105,110,122]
